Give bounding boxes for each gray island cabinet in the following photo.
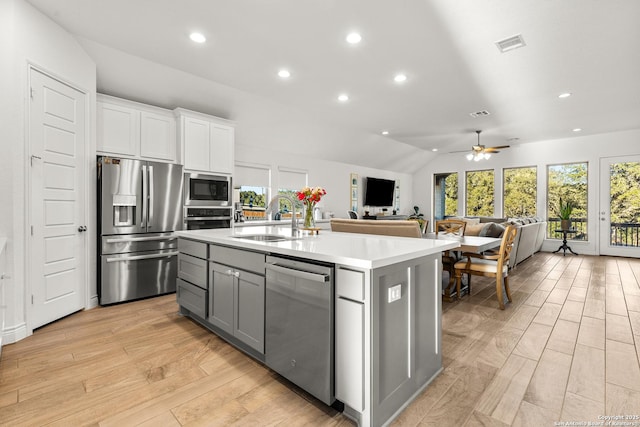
[175,227,458,427]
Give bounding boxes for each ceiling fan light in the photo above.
[466,153,474,161]
[484,153,491,160]
[474,154,482,161]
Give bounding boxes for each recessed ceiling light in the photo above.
[346,32,362,44]
[278,69,291,78]
[381,130,389,135]
[558,92,572,99]
[432,148,438,152]
[394,74,407,83]
[189,32,206,43]
[573,128,582,132]
[338,94,349,102]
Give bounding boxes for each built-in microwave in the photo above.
[184,173,232,207]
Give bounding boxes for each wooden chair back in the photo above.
[435,219,466,237]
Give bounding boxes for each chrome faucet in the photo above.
[266,194,298,233]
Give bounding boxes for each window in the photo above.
[547,162,588,239]
[503,166,537,218]
[277,167,307,216]
[466,170,494,216]
[434,173,458,220]
[235,163,270,221]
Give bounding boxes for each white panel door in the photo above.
[599,155,640,257]
[29,68,86,329]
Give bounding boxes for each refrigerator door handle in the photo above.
[141,165,148,227]
[148,165,154,227]
[106,251,179,263]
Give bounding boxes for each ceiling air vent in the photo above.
[469,110,490,118]
[496,34,526,53]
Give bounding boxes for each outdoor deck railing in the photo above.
[547,217,640,247]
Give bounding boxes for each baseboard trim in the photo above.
[2,321,28,345]
[88,295,99,309]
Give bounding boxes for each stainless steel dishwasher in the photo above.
[265,255,334,405]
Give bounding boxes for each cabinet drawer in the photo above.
[178,254,207,289]
[177,278,208,318]
[178,238,207,259]
[210,245,265,275]
[336,268,365,302]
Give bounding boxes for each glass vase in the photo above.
[303,202,316,229]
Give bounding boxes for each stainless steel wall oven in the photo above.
[183,207,232,230]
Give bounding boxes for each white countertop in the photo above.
[176,227,459,269]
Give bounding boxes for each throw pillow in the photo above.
[485,222,506,238]
[465,223,485,236]
[462,217,481,225]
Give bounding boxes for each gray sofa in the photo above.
[460,217,547,268]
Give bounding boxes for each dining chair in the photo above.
[453,225,517,310]
[435,219,467,296]
[347,210,358,219]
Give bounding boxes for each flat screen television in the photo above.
[364,177,395,207]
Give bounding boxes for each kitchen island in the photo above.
[175,226,458,427]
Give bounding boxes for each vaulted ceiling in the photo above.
[27,0,640,171]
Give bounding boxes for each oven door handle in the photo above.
[266,263,329,283]
[106,251,178,263]
[184,216,233,221]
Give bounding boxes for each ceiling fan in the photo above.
[465,130,510,161]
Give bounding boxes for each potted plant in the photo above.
[559,198,573,230]
[409,205,427,232]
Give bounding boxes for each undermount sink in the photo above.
[232,234,291,242]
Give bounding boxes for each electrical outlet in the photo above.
[388,284,402,303]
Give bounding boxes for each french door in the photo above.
[599,156,640,257]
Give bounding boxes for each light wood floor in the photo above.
[1,252,640,426]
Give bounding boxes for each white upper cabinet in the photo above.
[97,94,177,162]
[175,108,235,175]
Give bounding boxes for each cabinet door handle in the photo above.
[266,263,329,283]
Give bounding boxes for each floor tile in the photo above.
[522,349,572,413]
[546,319,579,355]
[576,317,605,350]
[474,354,537,425]
[606,313,634,344]
[512,323,553,361]
[606,340,640,392]
[566,344,605,403]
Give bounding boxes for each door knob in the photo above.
[78,226,87,232]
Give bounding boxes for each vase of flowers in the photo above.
[296,186,327,229]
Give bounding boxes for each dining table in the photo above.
[426,233,502,301]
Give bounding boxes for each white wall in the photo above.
[235,145,413,218]
[0,0,96,343]
[412,128,640,255]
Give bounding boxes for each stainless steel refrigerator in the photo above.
[98,156,183,305]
